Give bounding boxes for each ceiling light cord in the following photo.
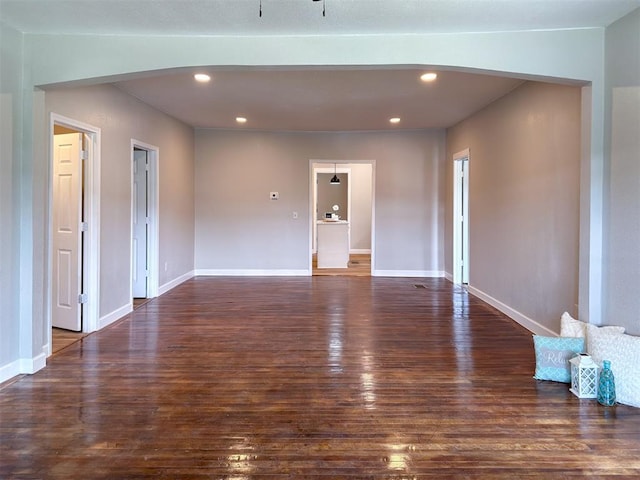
[314,0,326,17]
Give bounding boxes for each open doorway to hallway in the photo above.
[310,161,374,276]
[453,149,470,285]
[130,140,159,308]
[49,114,101,356]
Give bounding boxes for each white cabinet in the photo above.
[317,221,349,268]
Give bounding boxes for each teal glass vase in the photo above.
[597,360,616,406]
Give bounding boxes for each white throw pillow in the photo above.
[560,312,587,337]
[587,325,640,408]
[560,312,625,353]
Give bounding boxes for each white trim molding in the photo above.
[372,270,444,278]
[195,269,310,277]
[99,303,132,331]
[0,353,48,383]
[467,285,557,336]
[159,270,195,295]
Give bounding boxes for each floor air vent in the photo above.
[413,284,427,289]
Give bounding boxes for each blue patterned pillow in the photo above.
[533,335,585,383]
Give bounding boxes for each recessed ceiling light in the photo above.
[236,117,247,124]
[389,117,401,124]
[420,72,438,82]
[194,73,211,82]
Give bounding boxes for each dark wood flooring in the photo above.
[312,253,371,276]
[2,277,640,479]
[51,328,88,354]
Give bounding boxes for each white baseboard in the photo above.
[372,270,444,278]
[350,249,372,254]
[0,359,21,384]
[444,271,454,282]
[0,352,48,384]
[159,270,195,295]
[467,285,557,336]
[21,352,47,374]
[195,269,310,277]
[99,303,132,330]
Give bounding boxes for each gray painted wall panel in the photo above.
[446,82,582,333]
[604,9,640,335]
[45,84,195,319]
[194,130,445,273]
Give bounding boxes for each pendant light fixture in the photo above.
[330,163,340,185]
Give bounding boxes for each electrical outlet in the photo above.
[270,192,279,200]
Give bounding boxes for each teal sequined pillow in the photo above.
[533,335,585,383]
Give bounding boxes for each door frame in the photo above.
[308,159,376,274]
[47,113,101,353]
[453,148,470,285]
[130,139,159,300]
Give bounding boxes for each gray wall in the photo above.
[194,129,445,274]
[0,23,22,372]
[345,163,373,251]
[446,81,582,333]
[45,84,195,320]
[318,173,348,221]
[604,9,640,335]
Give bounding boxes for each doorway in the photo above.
[48,114,100,354]
[310,161,375,276]
[130,140,159,305]
[453,149,470,285]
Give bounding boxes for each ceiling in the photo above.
[1,0,637,36]
[2,0,638,131]
[114,68,526,131]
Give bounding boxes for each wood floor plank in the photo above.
[1,277,639,479]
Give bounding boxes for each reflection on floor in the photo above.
[312,253,371,276]
[51,328,88,355]
[52,299,152,355]
[133,297,152,309]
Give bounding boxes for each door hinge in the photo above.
[78,293,88,304]
[81,150,88,161]
[81,221,89,232]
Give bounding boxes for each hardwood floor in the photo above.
[51,328,88,354]
[313,253,371,276]
[2,277,639,478]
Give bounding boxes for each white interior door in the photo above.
[132,148,148,298]
[52,133,83,331]
[453,153,470,284]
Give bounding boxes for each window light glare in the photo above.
[194,73,211,82]
[389,117,401,124]
[236,117,247,124]
[420,72,438,82]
